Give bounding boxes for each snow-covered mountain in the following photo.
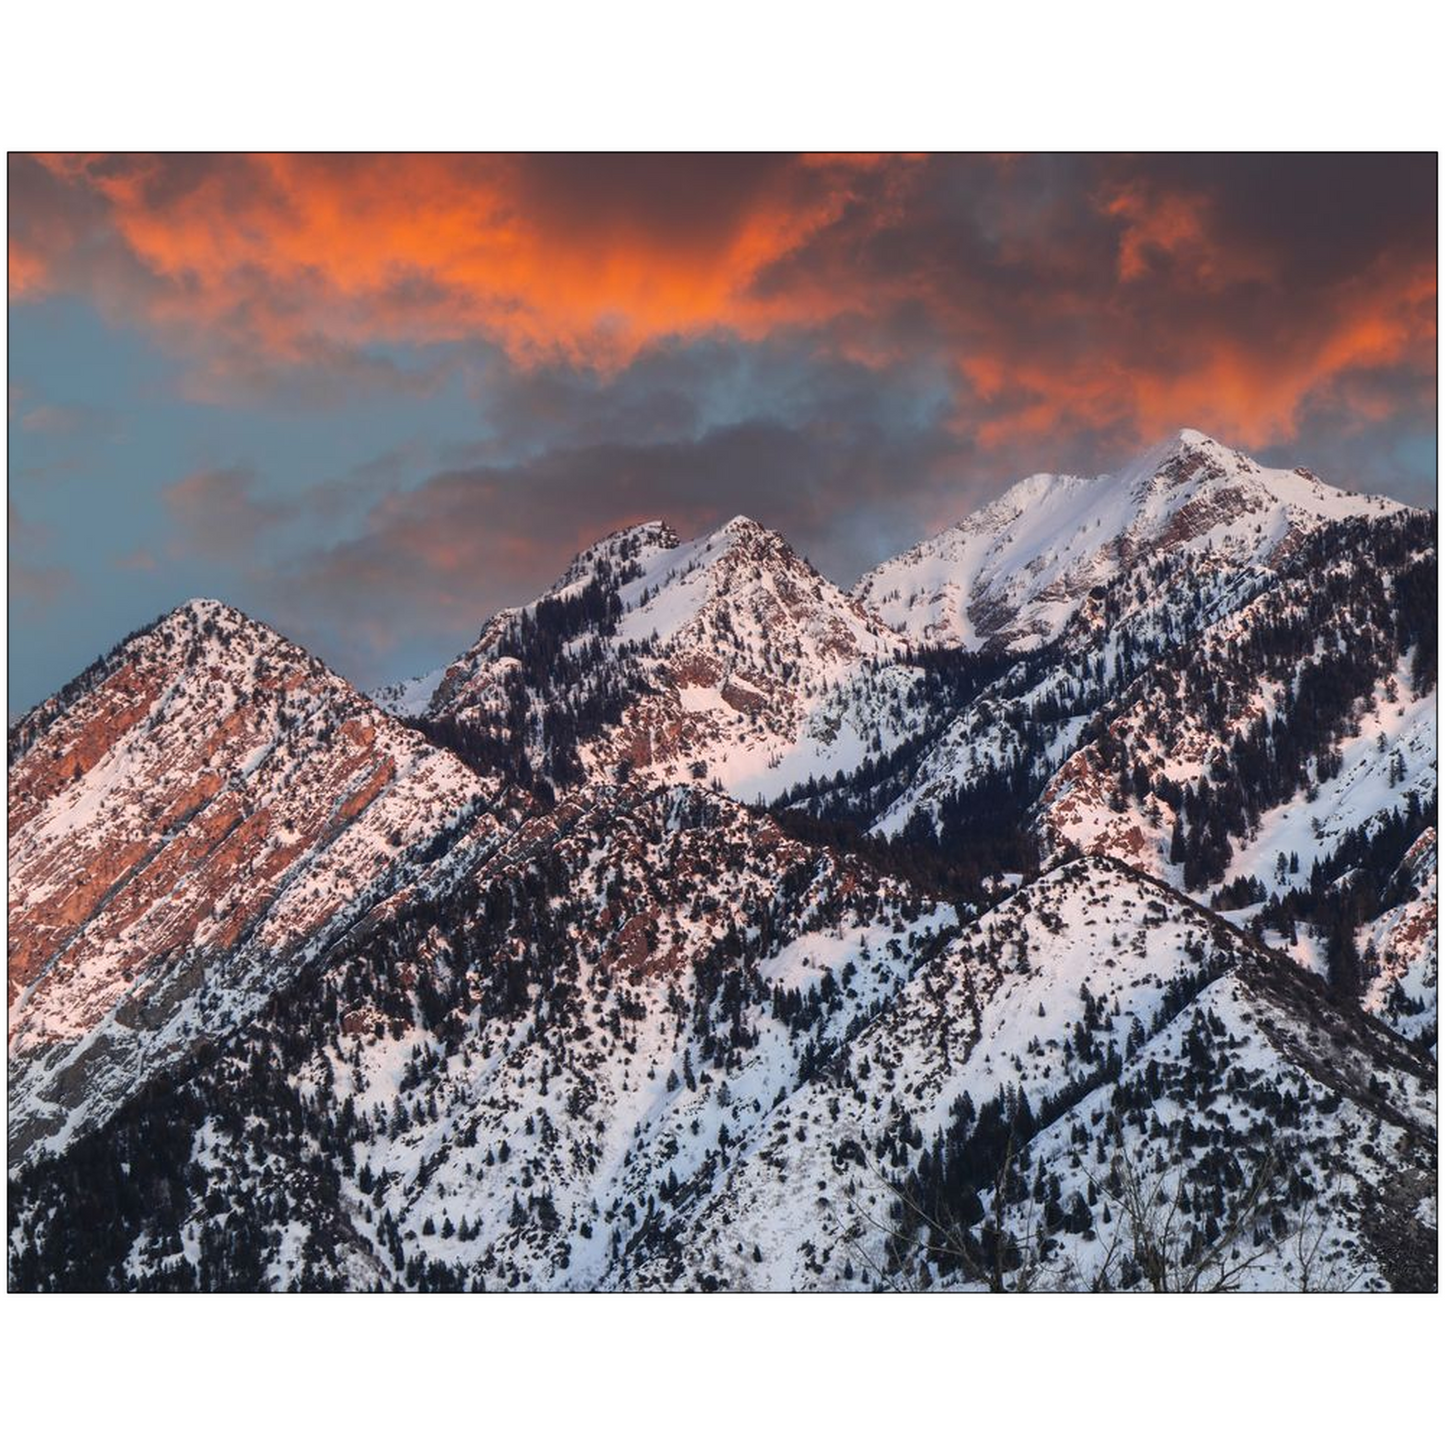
[7,599,511,1164]
[852,500,1437,1043]
[8,430,1436,1292]
[627,856,1435,1291]
[12,845,1431,1291]
[856,429,1405,651]
[419,515,911,803]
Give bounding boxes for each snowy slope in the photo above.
[856,429,1406,651]
[1226,666,1436,891]
[370,666,449,717]
[1360,830,1437,1042]
[625,857,1436,1291]
[12,840,1432,1292]
[8,781,960,1289]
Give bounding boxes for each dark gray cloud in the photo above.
[268,366,968,685]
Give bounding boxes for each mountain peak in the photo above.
[160,596,275,640]
[857,431,1404,651]
[175,594,231,615]
[1153,425,1237,456]
[557,520,680,582]
[596,518,677,549]
[1110,427,1251,495]
[1175,425,1215,446]
[425,504,904,798]
[716,513,766,537]
[8,584,492,1163]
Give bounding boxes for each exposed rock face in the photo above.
[8,598,497,1163]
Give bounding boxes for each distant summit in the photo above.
[854,429,1408,651]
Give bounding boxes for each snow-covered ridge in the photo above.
[421,512,909,800]
[627,854,1435,1291]
[21,836,1428,1292]
[362,431,1422,816]
[855,428,1410,651]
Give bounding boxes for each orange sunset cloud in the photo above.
[8,152,1436,458]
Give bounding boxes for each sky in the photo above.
[8,152,1437,713]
